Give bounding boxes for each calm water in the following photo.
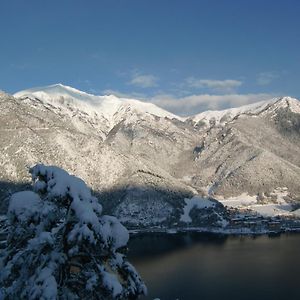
[128,233,300,300]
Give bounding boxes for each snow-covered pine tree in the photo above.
[0,164,146,299]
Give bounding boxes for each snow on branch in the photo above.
[0,164,146,299]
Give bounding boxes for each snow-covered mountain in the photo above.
[1,84,300,228]
[14,83,300,128]
[188,96,300,127]
[14,84,181,131]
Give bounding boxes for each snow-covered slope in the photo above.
[14,84,300,128]
[2,84,300,228]
[14,84,182,129]
[189,96,300,126]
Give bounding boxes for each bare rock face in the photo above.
[1,84,300,226]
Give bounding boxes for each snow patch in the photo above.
[250,203,293,217]
[217,193,257,208]
[101,268,123,297]
[8,191,42,222]
[217,188,297,218]
[101,215,129,249]
[180,196,216,223]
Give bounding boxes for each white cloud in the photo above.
[149,93,274,116]
[129,73,158,88]
[185,78,242,93]
[257,72,279,85]
[101,88,274,116]
[100,82,274,117]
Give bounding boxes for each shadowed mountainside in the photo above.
[0,180,226,232]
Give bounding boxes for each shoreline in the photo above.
[129,226,300,237]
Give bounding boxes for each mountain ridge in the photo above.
[14,83,300,129]
[1,84,300,227]
[14,84,183,131]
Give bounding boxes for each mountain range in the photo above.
[1,84,300,227]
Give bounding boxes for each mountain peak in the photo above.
[273,96,300,113]
[189,96,300,126]
[14,83,97,101]
[13,84,181,125]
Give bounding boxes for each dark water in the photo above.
[128,233,300,300]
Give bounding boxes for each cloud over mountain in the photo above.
[185,78,242,93]
[149,93,273,116]
[129,73,158,88]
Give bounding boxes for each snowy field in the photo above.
[216,188,300,217]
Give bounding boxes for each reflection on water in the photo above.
[128,233,300,300]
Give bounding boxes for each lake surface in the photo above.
[128,232,300,300]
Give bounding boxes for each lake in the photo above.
[128,232,300,300]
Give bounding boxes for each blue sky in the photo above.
[1,0,300,115]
